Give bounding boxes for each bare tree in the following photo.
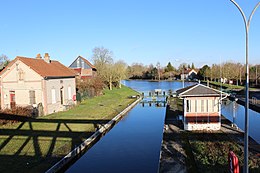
[92,47,114,90]
[127,63,145,78]
[114,60,127,88]
[0,54,10,68]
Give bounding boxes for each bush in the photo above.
[0,106,33,125]
[77,77,105,99]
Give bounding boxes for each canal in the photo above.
[66,81,194,173]
[65,80,260,172]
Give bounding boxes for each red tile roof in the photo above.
[0,56,76,78]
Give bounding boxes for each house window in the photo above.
[29,90,36,105]
[77,59,80,67]
[195,100,197,112]
[51,89,56,104]
[68,86,72,100]
[212,100,215,112]
[201,100,204,112]
[186,100,190,112]
[206,100,209,112]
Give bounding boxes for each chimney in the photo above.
[44,53,50,63]
[36,53,42,59]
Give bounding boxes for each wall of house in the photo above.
[0,60,43,109]
[185,97,219,113]
[183,96,221,131]
[81,68,93,76]
[45,78,76,114]
[184,122,221,131]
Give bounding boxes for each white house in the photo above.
[0,53,76,115]
[176,84,228,131]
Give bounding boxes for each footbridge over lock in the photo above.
[139,89,175,107]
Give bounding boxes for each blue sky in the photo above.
[1,0,260,68]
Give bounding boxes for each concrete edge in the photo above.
[45,96,142,173]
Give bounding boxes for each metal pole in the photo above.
[182,67,184,88]
[229,1,260,173]
[256,65,258,86]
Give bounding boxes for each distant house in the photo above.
[0,53,76,115]
[180,69,197,80]
[176,84,228,131]
[69,56,96,79]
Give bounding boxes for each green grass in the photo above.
[0,86,139,173]
[209,81,259,91]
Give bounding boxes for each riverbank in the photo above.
[0,86,139,173]
[159,97,260,173]
[203,81,260,113]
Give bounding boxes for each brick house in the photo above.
[69,56,96,79]
[176,84,228,131]
[0,53,76,115]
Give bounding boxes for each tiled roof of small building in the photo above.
[176,84,227,97]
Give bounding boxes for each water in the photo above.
[66,105,165,173]
[222,101,260,144]
[66,80,194,173]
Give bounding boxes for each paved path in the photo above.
[159,98,188,173]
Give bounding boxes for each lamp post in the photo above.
[229,1,260,173]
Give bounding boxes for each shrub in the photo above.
[77,77,105,99]
[0,106,33,125]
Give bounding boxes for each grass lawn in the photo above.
[0,86,139,173]
[208,81,259,91]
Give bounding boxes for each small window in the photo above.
[212,100,215,112]
[29,90,36,105]
[201,100,204,112]
[51,89,56,104]
[186,100,190,112]
[206,100,209,112]
[68,86,72,100]
[195,100,197,112]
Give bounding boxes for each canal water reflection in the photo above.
[66,102,166,173]
[222,101,260,143]
[66,80,194,173]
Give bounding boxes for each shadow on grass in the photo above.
[0,113,110,173]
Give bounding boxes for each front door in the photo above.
[10,91,15,109]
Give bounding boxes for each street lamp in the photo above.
[229,1,260,173]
